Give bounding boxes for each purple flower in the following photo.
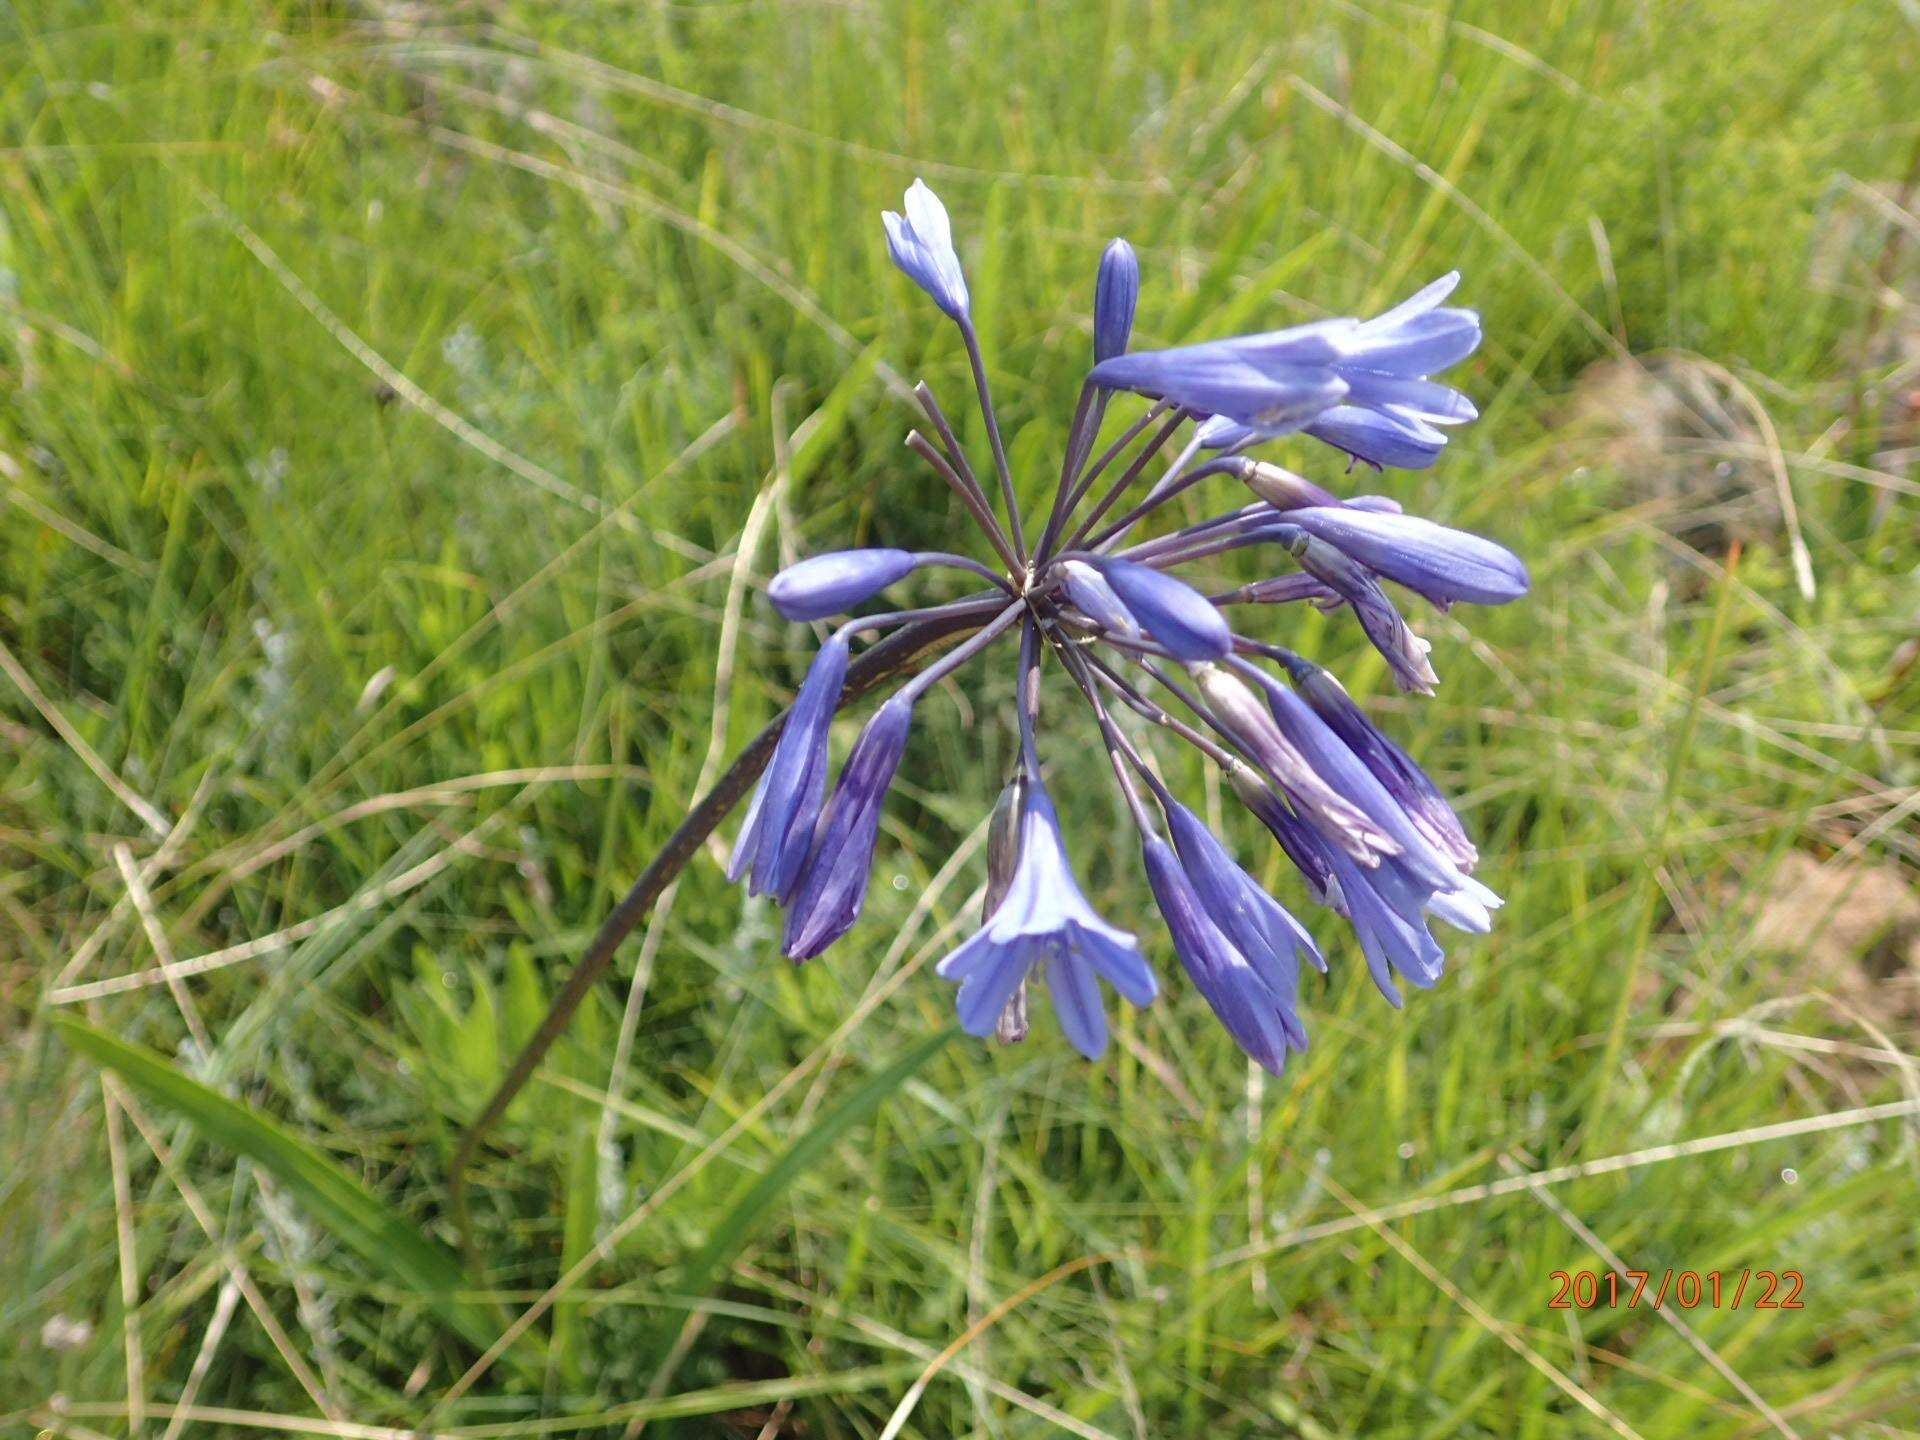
[1285,507,1529,606]
[1236,663,1501,951]
[1307,274,1481,471]
[1090,343,1348,437]
[1141,838,1300,1074]
[730,633,850,901]
[1191,663,1400,863]
[883,180,970,321]
[1088,276,1479,470]
[1093,239,1139,363]
[1091,557,1231,660]
[1161,796,1322,1003]
[1231,768,1338,909]
[1322,847,1445,1006]
[1250,665,1465,893]
[783,694,915,960]
[935,783,1157,1058]
[769,549,919,621]
[1288,661,1478,869]
[1302,406,1448,471]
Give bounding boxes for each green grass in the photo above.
[4,0,1918,1434]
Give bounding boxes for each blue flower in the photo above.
[1302,406,1448,470]
[1287,661,1478,869]
[1090,342,1348,437]
[783,694,916,960]
[1161,795,1323,1001]
[1093,238,1140,363]
[769,549,920,622]
[1191,662,1401,863]
[1308,273,1481,470]
[1251,665,1467,893]
[882,179,970,321]
[1322,847,1445,1006]
[936,782,1157,1058]
[729,632,850,902]
[1285,507,1529,606]
[1090,556,1231,661]
[1242,664,1501,959]
[1141,837,1300,1074]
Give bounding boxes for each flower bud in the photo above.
[769,549,918,622]
[783,694,916,960]
[1058,559,1139,638]
[983,771,1029,919]
[1193,664,1399,866]
[883,179,970,320]
[1286,506,1528,606]
[1093,238,1139,363]
[1284,531,1439,695]
[1235,459,1340,512]
[1091,557,1230,661]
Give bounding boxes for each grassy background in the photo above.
[4,0,1918,1435]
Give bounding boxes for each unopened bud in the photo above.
[1237,459,1339,512]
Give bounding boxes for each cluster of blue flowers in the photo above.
[728,180,1527,1072]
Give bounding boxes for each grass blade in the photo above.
[51,1016,531,1368]
[666,1027,955,1339]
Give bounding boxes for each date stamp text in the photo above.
[1549,1269,1804,1311]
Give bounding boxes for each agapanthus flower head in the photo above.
[727,181,1526,1072]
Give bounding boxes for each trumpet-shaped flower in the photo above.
[783,694,916,960]
[729,632,850,902]
[1142,837,1300,1074]
[935,783,1157,1058]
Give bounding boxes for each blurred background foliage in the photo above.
[3,0,1917,1435]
